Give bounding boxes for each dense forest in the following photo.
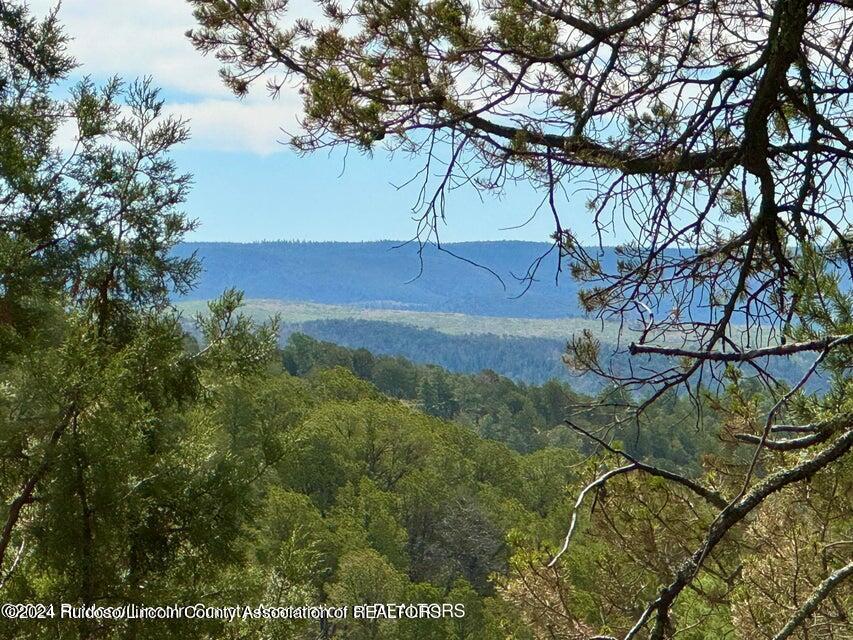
[281,318,821,394]
[284,319,574,387]
[280,332,721,472]
[2,2,852,640]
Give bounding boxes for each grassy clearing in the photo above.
[176,298,625,341]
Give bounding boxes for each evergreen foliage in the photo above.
[0,3,849,640]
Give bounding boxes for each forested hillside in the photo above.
[173,240,590,317]
[280,333,722,472]
[282,319,821,392]
[284,319,573,386]
[176,241,851,325]
[175,301,818,391]
[175,299,625,388]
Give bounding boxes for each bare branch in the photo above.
[548,464,637,567]
[566,420,728,509]
[629,334,853,362]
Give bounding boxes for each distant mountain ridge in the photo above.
[174,240,592,318]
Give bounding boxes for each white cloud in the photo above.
[171,97,302,156]
[29,0,311,154]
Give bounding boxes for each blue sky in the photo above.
[33,0,585,244]
[174,148,558,243]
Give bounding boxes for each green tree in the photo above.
[420,368,459,419]
[328,478,409,571]
[371,356,419,399]
[0,5,277,638]
[282,332,354,376]
[326,549,407,640]
[189,1,853,636]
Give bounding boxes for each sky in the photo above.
[29,0,584,244]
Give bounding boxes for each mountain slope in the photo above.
[173,240,583,318]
